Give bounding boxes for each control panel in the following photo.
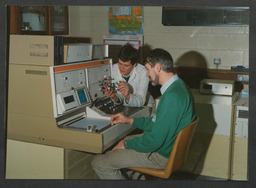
[91,97,143,117]
[87,64,112,101]
[51,60,112,118]
[51,58,145,128]
[53,68,91,116]
[92,97,125,116]
[54,69,86,94]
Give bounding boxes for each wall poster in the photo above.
[108,6,144,34]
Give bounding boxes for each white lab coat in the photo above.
[112,63,154,107]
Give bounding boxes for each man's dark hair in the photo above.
[144,48,174,73]
[118,43,139,66]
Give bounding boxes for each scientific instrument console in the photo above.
[7,35,151,154]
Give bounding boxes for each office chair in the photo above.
[122,117,199,180]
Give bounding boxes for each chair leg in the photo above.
[121,169,146,180]
[137,173,145,180]
[121,169,159,180]
[121,169,131,180]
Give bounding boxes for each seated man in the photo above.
[91,48,197,179]
[104,43,154,107]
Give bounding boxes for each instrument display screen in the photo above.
[77,89,88,105]
[64,95,75,104]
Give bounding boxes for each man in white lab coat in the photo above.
[104,43,154,107]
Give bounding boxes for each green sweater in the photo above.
[126,78,196,158]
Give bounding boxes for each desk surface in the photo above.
[66,117,111,131]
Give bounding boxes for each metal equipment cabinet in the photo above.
[230,96,248,180]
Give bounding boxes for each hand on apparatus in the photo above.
[118,81,130,101]
[111,113,133,125]
[112,139,126,150]
[104,86,118,101]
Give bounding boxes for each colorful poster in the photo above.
[108,6,144,34]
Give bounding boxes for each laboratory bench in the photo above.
[177,89,248,180]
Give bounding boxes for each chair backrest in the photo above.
[163,117,199,177]
[127,117,199,179]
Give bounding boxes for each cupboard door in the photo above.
[9,6,69,35]
[162,7,249,26]
[20,6,49,35]
[49,6,69,35]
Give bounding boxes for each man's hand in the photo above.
[118,81,130,101]
[112,140,126,150]
[111,113,134,125]
[104,86,118,101]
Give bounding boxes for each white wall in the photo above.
[68,6,249,70]
[68,6,109,44]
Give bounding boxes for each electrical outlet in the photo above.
[237,74,249,82]
[214,58,221,65]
